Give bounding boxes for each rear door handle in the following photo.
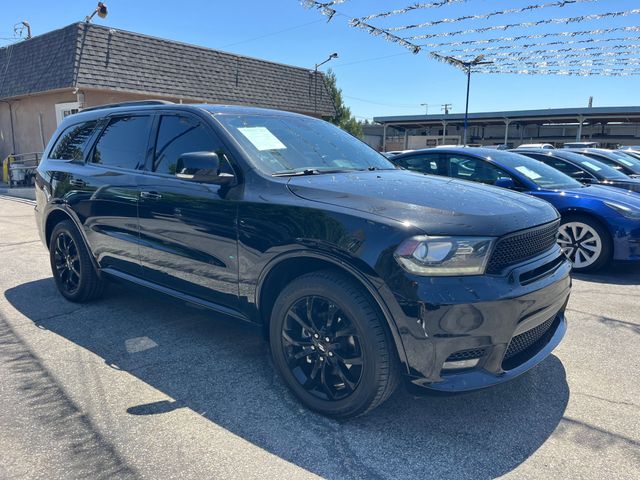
[69,179,86,188]
[140,191,162,200]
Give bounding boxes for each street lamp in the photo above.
[439,54,493,146]
[85,2,108,23]
[314,53,338,115]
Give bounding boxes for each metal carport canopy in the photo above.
[373,106,640,128]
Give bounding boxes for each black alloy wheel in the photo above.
[281,295,364,401]
[49,220,105,302]
[52,231,81,295]
[270,270,400,419]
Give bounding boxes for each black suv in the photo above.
[35,101,571,418]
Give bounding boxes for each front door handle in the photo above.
[69,179,86,188]
[140,191,162,200]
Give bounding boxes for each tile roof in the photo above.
[0,23,337,117]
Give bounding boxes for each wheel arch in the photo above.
[44,207,101,271]
[256,252,410,372]
[557,207,612,239]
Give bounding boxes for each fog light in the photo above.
[442,358,480,370]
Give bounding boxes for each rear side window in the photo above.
[91,116,152,169]
[153,115,221,175]
[396,154,442,175]
[446,155,513,185]
[49,121,98,160]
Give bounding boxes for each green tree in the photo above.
[323,69,363,138]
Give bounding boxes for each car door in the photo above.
[137,112,239,309]
[67,114,152,276]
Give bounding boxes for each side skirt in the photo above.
[101,268,251,323]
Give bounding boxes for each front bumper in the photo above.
[384,248,572,392]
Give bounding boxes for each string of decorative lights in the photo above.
[300,0,640,76]
[436,36,640,54]
[384,0,599,31]
[404,9,640,41]
[420,26,640,48]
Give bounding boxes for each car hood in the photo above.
[287,170,558,237]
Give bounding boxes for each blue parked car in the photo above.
[392,148,640,272]
[514,148,640,194]
[565,148,640,177]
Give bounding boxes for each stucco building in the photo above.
[0,22,336,160]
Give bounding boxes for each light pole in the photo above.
[420,103,428,115]
[439,55,493,146]
[314,53,338,115]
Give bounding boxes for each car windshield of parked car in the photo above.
[215,113,395,175]
[488,151,583,189]
[607,150,640,170]
[557,152,629,180]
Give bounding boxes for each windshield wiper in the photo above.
[272,168,357,177]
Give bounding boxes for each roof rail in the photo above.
[80,100,174,113]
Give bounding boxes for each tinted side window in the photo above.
[446,155,512,185]
[584,154,625,172]
[546,158,590,179]
[49,121,98,160]
[396,154,442,175]
[92,116,152,169]
[153,115,222,175]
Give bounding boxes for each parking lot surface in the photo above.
[0,195,638,480]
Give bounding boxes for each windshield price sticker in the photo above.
[238,127,287,151]
[582,161,602,171]
[618,158,634,166]
[515,165,542,180]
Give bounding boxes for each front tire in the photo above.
[49,220,105,302]
[269,270,400,419]
[558,215,611,272]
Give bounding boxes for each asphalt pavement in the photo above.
[0,196,638,480]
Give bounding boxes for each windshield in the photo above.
[215,113,395,175]
[489,150,583,189]
[555,151,629,180]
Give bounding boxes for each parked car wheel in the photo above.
[558,215,611,272]
[50,220,105,302]
[269,270,400,419]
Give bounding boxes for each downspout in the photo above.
[0,100,16,154]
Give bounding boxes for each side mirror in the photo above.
[175,152,233,184]
[577,177,595,184]
[494,177,517,189]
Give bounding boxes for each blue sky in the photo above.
[1,0,638,120]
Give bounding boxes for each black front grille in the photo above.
[446,348,486,362]
[504,316,556,361]
[486,220,560,274]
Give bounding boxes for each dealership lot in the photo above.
[0,196,638,480]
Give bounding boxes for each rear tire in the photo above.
[558,215,611,272]
[269,270,400,419]
[49,220,105,302]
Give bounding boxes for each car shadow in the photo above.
[6,279,570,480]
[572,262,640,285]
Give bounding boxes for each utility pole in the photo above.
[420,103,429,115]
[441,104,452,115]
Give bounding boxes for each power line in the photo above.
[343,95,419,108]
[220,19,324,48]
[331,52,411,68]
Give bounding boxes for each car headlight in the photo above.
[604,201,640,220]
[394,236,495,276]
